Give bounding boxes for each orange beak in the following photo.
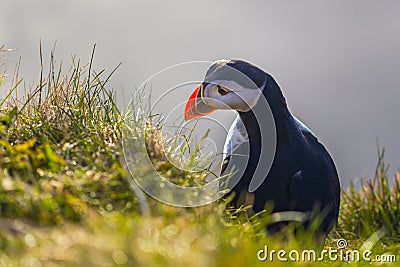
[184,83,217,121]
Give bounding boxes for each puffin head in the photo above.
[184,59,268,121]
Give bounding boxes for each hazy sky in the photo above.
[1,0,400,187]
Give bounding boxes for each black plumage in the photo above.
[212,60,340,238]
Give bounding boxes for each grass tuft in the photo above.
[337,147,400,244]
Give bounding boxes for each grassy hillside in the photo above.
[0,49,398,266]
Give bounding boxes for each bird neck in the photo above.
[265,79,294,143]
[238,77,296,146]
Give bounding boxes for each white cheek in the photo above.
[203,82,264,111]
[234,89,263,111]
[203,85,230,109]
[205,95,232,109]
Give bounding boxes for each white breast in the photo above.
[223,115,249,158]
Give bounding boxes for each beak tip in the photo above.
[184,110,195,122]
[184,102,194,122]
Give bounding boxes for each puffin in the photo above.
[184,59,340,239]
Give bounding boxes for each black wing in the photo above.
[289,118,341,234]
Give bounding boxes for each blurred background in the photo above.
[1,0,399,187]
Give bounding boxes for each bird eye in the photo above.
[217,85,229,96]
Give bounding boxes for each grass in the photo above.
[0,46,398,266]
